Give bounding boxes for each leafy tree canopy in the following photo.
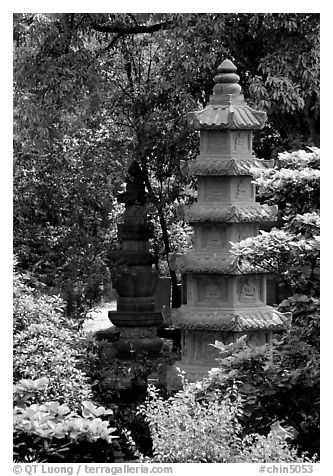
[13,13,320,312]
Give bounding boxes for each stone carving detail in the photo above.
[205,284,220,300]
[234,177,250,199]
[176,253,238,274]
[201,177,228,201]
[206,227,223,249]
[197,276,228,304]
[204,132,229,154]
[174,307,292,331]
[233,224,258,242]
[184,203,278,223]
[196,225,227,250]
[238,277,258,303]
[188,157,274,176]
[124,205,146,223]
[233,133,248,153]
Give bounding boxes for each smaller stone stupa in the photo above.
[108,160,163,358]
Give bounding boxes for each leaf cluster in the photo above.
[13,378,121,463]
[231,148,320,297]
[140,378,315,463]
[13,268,95,406]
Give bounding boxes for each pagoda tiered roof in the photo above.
[187,157,274,176]
[174,307,292,332]
[190,103,267,130]
[189,59,267,130]
[176,252,267,274]
[180,203,278,224]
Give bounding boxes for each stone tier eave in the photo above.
[176,252,266,274]
[113,251,154,266]
[189,103,267,130]
[108,310,162,327]
[179,203,278,223]
[186,156,274,176]
[173,306,292,332]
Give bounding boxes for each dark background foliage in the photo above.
[13,13,319,314]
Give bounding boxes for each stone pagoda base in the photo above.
[105,317,164,358]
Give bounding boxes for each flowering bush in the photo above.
[13,268,97,406]
[232,148,320,298]
[253,147,319,216]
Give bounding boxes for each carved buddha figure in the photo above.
[239,278,257,303]
[235,178,247,198]
[206,282,220,301]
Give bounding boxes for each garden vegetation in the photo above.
[13,13,319,463]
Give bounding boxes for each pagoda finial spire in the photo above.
[213,59,242,96]
[190,57,267,129]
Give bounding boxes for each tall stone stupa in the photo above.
[174,59,291,381]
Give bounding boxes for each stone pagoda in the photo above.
[174,59,291,381]
[108,160,163,358]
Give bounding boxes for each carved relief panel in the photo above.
[195,275,229,306]
[192,331,222,362]
[229,223,259,243]
[231,131,252,154]
[236,276,264,305]
[196,224,228,250]
[200,131,231,155]
[230,176,253,202]
[198,177,230,202]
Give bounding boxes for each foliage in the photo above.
[141,382,315,463]
[232,226,319,297]
[13,14,319,312]
[209,335,319,456]
[148,201,194,275]
[13,127,125,315]
[254,148,320,215]
[13,268,95,406]
[167,13,319,153]
[13,378,122,463]
[231,148,320,302]
[228,148,320,455]
[245,14,319,150]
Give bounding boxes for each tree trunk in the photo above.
[157,205,181,308]
[140,164,181,308]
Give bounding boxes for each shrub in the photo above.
[141,382,315,463]
[13,378,122,463]
[13,268,137,463]
[253,147,320,216]
[231,148,319,297]
[229,148,320,455]
[207,336,319,456]
[13,268,95,407]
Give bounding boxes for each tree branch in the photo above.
[91,19,174,36]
